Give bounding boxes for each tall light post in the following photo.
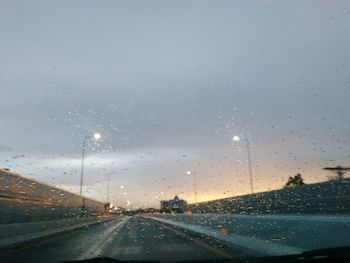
[115,185,124,207]
[187,170,197,203]
[80,132,101,215]
[233,135,254,194]
[106,172,115,203]
[106,173,111,203]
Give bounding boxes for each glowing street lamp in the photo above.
[233,135,254,194]
[233,135,240,141]
[93,133,101,140]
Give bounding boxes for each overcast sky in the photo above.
[1,0,350,208]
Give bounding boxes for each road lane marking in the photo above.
[77,217,130,260]
[141,217,234,259]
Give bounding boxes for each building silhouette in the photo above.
[160,195,187,212]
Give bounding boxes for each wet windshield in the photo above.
[1,1,350,262]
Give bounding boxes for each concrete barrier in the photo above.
[0,169,106,223]
[187,179,350,214]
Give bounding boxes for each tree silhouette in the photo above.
[285,173,305,188]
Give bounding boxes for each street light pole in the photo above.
[233,136,254,194]
[79,133,101,216]
[187,171,197,203]
[80,136,88,196]
[107,173,111,203]
[194,172,197,203]
[245,139,254,194]
[79,136,88,216]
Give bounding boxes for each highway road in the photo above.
[1,214,350,263]
[0,216,238,263]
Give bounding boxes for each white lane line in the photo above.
[78,217,130,260]
[148,218,235,259]
[144,216,305,256]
